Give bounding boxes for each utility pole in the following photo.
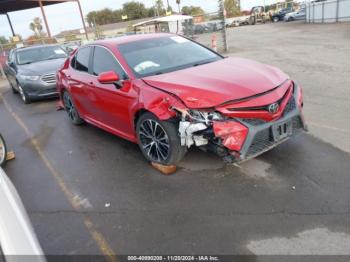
[219,0,229,52]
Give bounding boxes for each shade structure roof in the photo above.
[0,0,73,14]
[133,15,193,27]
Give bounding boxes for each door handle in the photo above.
[88,81,94,86]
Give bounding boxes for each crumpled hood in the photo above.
[143,57,289,108]
[18,58,65,76]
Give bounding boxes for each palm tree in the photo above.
[29,17,44,37]
[176,0,181,13]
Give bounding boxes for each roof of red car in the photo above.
[94,33,175,48]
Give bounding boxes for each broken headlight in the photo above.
[188,110,224,124]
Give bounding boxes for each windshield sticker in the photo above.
[134,61,160,73]
[170,36,189,44]
[54,49,66,55]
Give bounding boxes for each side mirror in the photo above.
[97,71,120,84]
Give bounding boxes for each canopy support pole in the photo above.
[76,0,89,40]
[38,0,52,38]
[6,13,15,37]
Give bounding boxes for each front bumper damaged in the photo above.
[176,85,308,164]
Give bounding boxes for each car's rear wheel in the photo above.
[136,113,186,165]
[273,17,279,22]
[17,82,30,104]
[63,91,84,125]
[0,134,7,167]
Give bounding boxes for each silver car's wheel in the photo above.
[17,83,30,104]
[0,134,7,167]
[139,119,170,162]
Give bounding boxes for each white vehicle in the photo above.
[0,166,45,262]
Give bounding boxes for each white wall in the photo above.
[306,0,350,23]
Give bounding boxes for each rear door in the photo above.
[86,45,137,137]
[295,10,306,20]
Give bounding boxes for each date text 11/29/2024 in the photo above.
[127,255,220,261]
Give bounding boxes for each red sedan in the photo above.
[57,33,307,165]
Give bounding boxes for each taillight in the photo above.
[213,121,248,151]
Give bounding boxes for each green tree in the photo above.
[224,0,241,18]
[0,36,9,45]
[155,0,166,16]
[181,6,205,16]
[122,1,148,19]
[29,17,45,37]
[86,2,151,26]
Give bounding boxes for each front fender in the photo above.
[136,80,186,121]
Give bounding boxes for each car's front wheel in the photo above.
[136,113,186,165]
[16,82,30,104]
[273,17,279,22]
[63,91,84,125]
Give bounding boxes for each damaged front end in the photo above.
[172,81,307,164]
[173,107,249,163]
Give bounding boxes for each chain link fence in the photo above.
[182,10,228,53]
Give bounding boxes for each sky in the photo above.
[0,0,278,39]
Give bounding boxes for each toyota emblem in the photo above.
[268,103,279,114]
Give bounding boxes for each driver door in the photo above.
[86,46,137,138]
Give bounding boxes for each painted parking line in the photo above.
[0,93,117,262]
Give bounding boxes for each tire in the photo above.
[0,134,7,167]
[273,17,279,23]
[136,112,187,165]
[16,82,30,104]
[8,81,18,94]
[11,84,19,94]
[249,16,256,25]
[62,91,84,125]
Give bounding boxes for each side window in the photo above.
[92,46,127,80]
[75,47,91,72]
[70,55,76,69]
[8,50,14,63]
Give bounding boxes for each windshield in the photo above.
[118,36,222,78]
[16,46,67,65]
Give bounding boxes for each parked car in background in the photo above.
[57,33,307,166]
[61,41,81,54]
[4,45,68,104]
[284,9,306,21]
[0,167,46,261]
[271,7,294,22]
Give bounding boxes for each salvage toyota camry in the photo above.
[57,33,307,165]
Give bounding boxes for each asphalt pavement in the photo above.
[0,21,350,259]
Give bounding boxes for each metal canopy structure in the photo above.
[0,0,88,40]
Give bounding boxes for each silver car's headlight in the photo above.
[20,75,40,81]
